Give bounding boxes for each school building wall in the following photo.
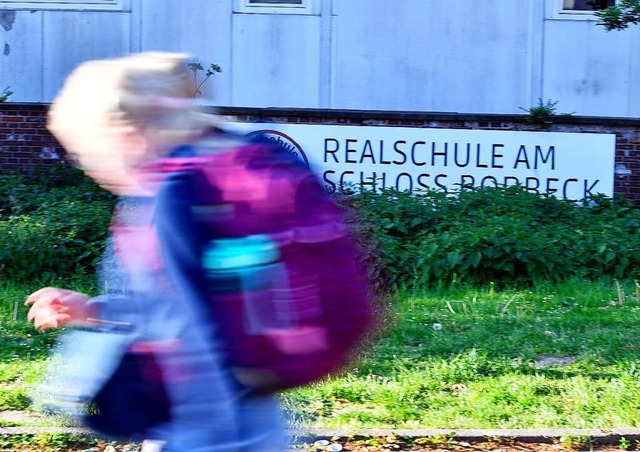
[1,0,640,117]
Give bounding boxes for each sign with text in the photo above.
[224,122,616,200]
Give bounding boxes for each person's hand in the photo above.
[25,287,93,331]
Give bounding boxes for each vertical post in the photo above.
[319,0,333,108]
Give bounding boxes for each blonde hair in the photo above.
[48,52,217,194]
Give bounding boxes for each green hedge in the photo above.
[340,186,640,291]
[0,165,116,282]
[1,166,639,290]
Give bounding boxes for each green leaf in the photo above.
[447,252,462,268]
[470,252,482,268]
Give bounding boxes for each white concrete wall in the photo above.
[1,9,45,101]
[542,16,640,117]
[330,0,544,113]
[1,0,639,117]
[229,12,322,107]
[0,7,131,102]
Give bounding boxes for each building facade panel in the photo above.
[230,12,321,107]
[0,10,44,102]
[137,0,231,104]
[628,28,640,117]
[41,10,131,100]
[542,18,637,117]
[331,0,541,114]
[0,0,639,118]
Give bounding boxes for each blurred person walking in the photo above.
[25,52,371,451]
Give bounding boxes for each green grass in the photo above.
[2,278,640,431]
[282,278,640,429]
[0,279,96,424]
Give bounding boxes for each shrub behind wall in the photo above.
[1,165,639,290]
[0,165,115,282]
[342,186,640,292]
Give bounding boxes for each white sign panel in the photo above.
[223,122,616,200]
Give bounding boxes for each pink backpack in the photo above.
[142,137,374,391]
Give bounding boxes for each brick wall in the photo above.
[2,103,640,204]
[0,104,61,174]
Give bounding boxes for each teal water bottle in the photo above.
[203,235,294,334]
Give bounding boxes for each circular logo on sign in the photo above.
[246,130,309,168]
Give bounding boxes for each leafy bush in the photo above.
[595,0,640,31]
[3,165,639,290]
[340,186,640,291]
[0,165,116,282]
